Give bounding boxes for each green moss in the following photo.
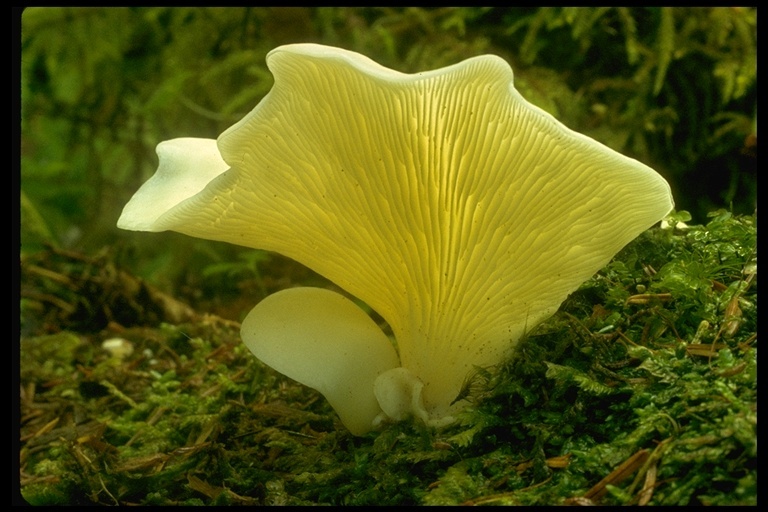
[20,211,756,505]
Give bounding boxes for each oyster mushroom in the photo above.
[118,44,674,435]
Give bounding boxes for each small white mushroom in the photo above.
[118,44,674,435]
[101,338,134,360]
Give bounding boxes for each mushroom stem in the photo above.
[373,367,457,428]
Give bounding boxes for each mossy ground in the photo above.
[18,211,756,505]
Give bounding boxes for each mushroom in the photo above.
[118,44,674,435]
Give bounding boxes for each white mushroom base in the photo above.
[373,367,457,429]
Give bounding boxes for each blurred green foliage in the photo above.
[20,7,756,298]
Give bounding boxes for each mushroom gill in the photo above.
[118,44,674,435]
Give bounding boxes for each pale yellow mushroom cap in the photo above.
[118,44,674,435]
[240,287,399,436]
[117,138,229,232]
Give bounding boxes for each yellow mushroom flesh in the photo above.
[118,44,674,435]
